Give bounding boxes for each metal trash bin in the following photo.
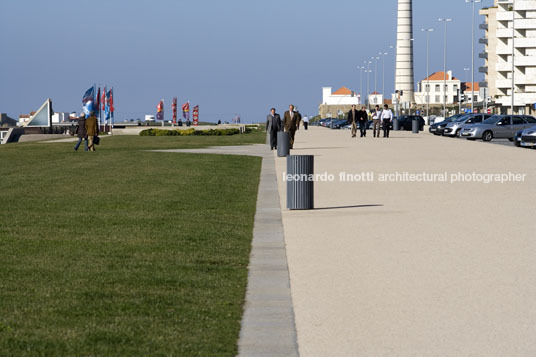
[277,131,290,157]
[393,118,399,131]
[412,119,419,133]
[286,155,314,210]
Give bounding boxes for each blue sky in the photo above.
[0,0,494,122]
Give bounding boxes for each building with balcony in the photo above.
[480,4,499,101]
[414,71,461,105]
[490,0,536,114]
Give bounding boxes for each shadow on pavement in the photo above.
[313,204,383,211]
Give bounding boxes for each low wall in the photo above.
[112,124,250,135]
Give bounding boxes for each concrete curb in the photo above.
[238,151,299,357]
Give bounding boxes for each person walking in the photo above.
[85,111,99,151]
[346,105,359,138]
[358,106,368,137]
[381,104,394,138]
[372,105,382,138]
[283,104,298,149]
[302,115,309,130]
[266,108,281,150]
[294,107,302,130]
[74,113,88,151]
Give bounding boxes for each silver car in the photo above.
[519,125,536,148]
[443,114,492,137]
[461,115,536,141]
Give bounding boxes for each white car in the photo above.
[520,125,536,148]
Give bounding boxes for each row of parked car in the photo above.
[429,113,536,148]
[316,115,426,131]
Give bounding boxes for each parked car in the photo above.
[518,125,536,148]
[461,115,536,141]
[513,128,524,147]
[330,119,348,129]
[396,115,425,131]
[429,114,463,135]
[443,114,493,137]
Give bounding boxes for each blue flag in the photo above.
[105,88,112,120]
[82,86,95,116]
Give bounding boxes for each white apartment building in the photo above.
[493,0,536,114]
[321,87,361,106]
[368,92,384,106]
[480,4,499,100]
[414,71,461,105]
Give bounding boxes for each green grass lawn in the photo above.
[0,131,265,355]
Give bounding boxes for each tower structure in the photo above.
[395,0,415,107]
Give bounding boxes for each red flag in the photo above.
[193,105,199,126]
[101,86,106,111]
[172,97,177,124]
[110,88,114,112]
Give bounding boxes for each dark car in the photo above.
[330,119,348,129]
[397,115,425,131]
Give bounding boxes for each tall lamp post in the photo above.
[466,0,481,113]
[421,28,434,118]
[366,61,372,108]
[463,67,470,111]
[439,18,453,117]
[379,52,388,104]
[358,66,365,105]
[373,56,380,96]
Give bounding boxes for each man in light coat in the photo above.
[266,108,281,150]
[85,111,99,151]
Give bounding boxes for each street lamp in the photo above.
[421,28,434,118]
[357,66,365,105]
[439,18,453,117]
[379,52,388,103]
[372,56,380,96]
[366,61,372,108]
[466,0,481,113]
[464,67,470,112]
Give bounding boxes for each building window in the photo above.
[373,97,377,104]
[435,95,440,102]
[435,84,440,92]
[425,84,430,92]
[453,84,458,92]
[444,85,448,92]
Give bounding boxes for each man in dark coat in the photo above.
[358,106,368,137]
[347,104,359,138]
[74,113,88,151]
[283,104,298,149]
[266,108,281,150]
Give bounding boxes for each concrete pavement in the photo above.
[275,126,536,356]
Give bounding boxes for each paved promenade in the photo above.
[275,127,536,356]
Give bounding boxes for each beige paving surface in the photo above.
[275,127,536,356]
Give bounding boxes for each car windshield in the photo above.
[483,115,502,125]
[455,115,471,122]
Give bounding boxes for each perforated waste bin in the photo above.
[286,155,314,210]
[277,131,290,157]
[412,119,419,133]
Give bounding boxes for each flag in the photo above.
[82,86,95,115]
[193,105,199,126]
[182,102,190,121]
[172,97,177,124]
[110,88,115,125]
[95,87,101,117]
[101,86,106,111]
[156,99,164,120]
[104,88,112,120]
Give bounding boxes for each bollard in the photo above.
[412,119,419,133]
[277,131,290,157]
[287,155,314,210]
[393,118,399,131]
